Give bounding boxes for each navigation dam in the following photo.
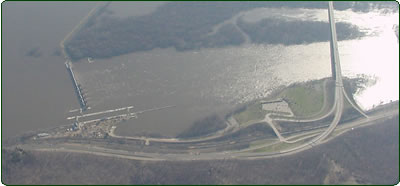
[65,61,88,111]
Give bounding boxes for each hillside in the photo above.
[3,115,398,184]
[62,1,395,61]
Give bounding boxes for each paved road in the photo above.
[11,2,391,162]
[244,2,346,146]
[108,117,239,144]
[249,1,370,154]
[13,107,396,161]
[98,2,359,148]
[280,1,345,149]
[237,107,397,160]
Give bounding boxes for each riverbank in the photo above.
[3,113,398,184]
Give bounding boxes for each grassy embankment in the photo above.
[233,79,326,125]
[3,115,397,184]
[279,81,324,117]
[233,102,267,125]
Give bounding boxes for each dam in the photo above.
[65,61,88,111]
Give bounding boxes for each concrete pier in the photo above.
[67,106,134,120]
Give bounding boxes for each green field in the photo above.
[233,79,326,125]
[233,103,267,125]
[278,82,324,117]
[249,139,278,148]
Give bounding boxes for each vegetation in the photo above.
[233,102,266,125]
[176,114,226,139]
[249,138,277,148]
[65,2,256,60]
[229,76,373,134]
[336,76,376,124]
[7,148,33,164]
[214,123,276,142]
[61,1,394,61]
[232,79,328,126]
[278,81,325,117]
[3,116,397,184]
[215,143,250,152]
[277,114,333,134]
[238,19,365,46]
[201,24,245,48]
[275,77,374,133]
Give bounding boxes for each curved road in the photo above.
[13,2,383,162]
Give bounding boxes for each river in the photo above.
[3,2,398,139]
[3,2,96,139]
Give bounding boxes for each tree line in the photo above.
[65,1,392,61]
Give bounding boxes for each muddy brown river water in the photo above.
[3,2,398,139]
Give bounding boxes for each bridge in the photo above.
[21,2,379,162]
[275,1,368,151]
[234,1,370,157]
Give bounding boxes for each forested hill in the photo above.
[237,19,364,45]
[64,1,397,61]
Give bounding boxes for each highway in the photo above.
[11,2,394,162]
[243,1,369,155]
[13,107,397,161]
[231,2,350,146]
[274,1,346,148]
[259,1,346,153]
[308,0,344,144]
[127,1,365,157]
